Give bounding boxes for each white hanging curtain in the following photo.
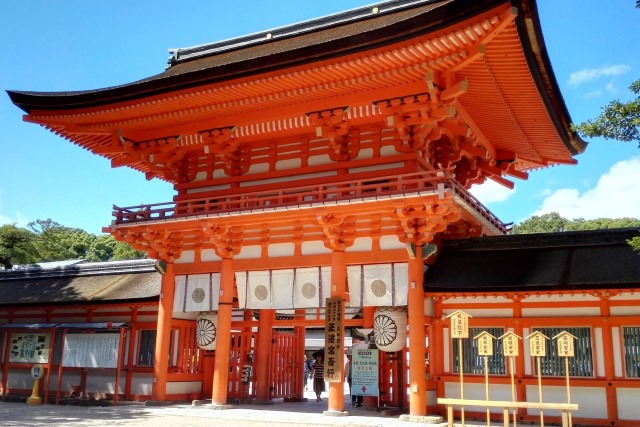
[293,266,331,308]
[236,267,331,309]
[173,273,221,313]
[347,263,408,307]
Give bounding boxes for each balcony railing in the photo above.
[110,170,508,234]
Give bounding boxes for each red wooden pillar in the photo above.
[328,250,346,413]
[362,306,377,409]
[408,251,427,416]
[152,261,175,401]
[255,309,275,402]
[295,309,307,399]
[212,258,234,405]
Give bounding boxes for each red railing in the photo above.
[110,171,508,234]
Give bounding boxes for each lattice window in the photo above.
[534,327,593,377]
[452,327,506,374]
[136,330,156,366]
[623,327,640,378]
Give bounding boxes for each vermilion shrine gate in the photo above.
[8,0,585,418]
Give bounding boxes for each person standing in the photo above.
[309,352,325,402]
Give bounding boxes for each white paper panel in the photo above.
[271,268,294,309]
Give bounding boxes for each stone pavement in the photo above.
[0,390,516,427]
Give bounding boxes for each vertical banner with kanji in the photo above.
[324,297,344,382]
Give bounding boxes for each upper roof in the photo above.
[424,228,640,292]
[6,0,585,181]
[0,259,160,306]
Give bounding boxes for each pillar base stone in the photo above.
[323,410,350,417]
[252,399,275,405]
[204,403,234,410]
[398,414,444,424]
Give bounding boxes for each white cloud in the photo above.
[0,191,30,228]
[533,157,640,219]
[470,179,515,203]
[568,64,630,87]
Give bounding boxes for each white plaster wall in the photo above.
[131,373,153,396]
[267,243,295,258]
[617,388,640,420]
[522,307,600,317]
[345,237,372,253]
[522,294,599,303]
[355,148,374,160]
[440,308,513,318]
[308,153,331,166]
[301,240,331,255]
[611,306,640,316]
[201,249,222,262]
[379,235,405,250]
[236,245,262,259]
[175,250,195,264]
[525,385,606,420]
[348,162,404,174]
[86,372,125,394]
[594,327,605,377]
[612,327,623,377]
[166,381,202,395]
[441,296,513,304]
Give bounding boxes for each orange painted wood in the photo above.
[211,258,234,405]
[255,309,274,401]
[151,262,175,401]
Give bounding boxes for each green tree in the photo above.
[111,241,147,261]
[512,212,640,253]
[572,79,640,146]
[0,224,39,269]
[512,212,640,234]
[573,1,640,146]
[28,219,95,262]
[86,234,146,261]
[510,212,568,234]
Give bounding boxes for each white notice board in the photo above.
[62,333,120,368]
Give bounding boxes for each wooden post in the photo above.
[537,357,544,427]
[212,258,234,405]
[408,253,427,416]
[484,355,490,426]
[327,250,346,413]
[255,309,274,402]
[151,262,174,401]
[459,338,465,426]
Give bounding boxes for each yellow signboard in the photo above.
[500,332,521,357]
[555,331,576,357]
[527,332,548,357]
[474,332,495,356]
[448,310,471,339]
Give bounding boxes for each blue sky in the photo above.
[1,0,638,235]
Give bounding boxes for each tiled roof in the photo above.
[0,259,160,306]
[424,228,640,292]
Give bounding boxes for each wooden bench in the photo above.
[437,398,578,427]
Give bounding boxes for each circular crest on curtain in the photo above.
[373,306,407,352]
[196,311,218,350]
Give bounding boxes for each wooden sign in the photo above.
[527,331,548,357]
[499,331,521,357]
[447,310,471,339]
[474,331,495,356]
[554,331,577,357]
[324,297,344,382]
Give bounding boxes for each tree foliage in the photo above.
[511,212,640,252]
[0,224,39,269]
[0,218,146,269]
[572,79,640,146]
[511,212,640,234]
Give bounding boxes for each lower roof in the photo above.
[0,259,160,306]
[424,228,640,292]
